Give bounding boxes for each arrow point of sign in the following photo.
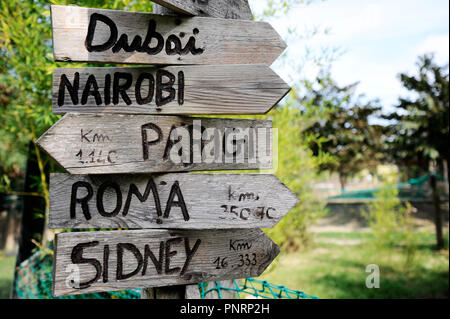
[35,115,69,173]
[268,175,299,226]
[263,67,292,113]
[256,229,281,276]
[262,22,288,66]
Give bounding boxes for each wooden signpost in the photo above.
[53,65,290,115]
[51,5,286,65]
[152,0,253,19]
[39,3,296,300]
[52,228,279,297]
[49,173,298,230]
[36,114,273,174]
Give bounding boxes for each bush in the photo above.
[363,173,417,269]
[265,103,330,252]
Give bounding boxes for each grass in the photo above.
[0,232,447,299]
[259,231,449,299]
[0,253,15,299]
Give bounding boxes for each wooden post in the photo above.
[152,3,177,16]
[142,2,255,300]
[142,286,186,299]
[42,3,291,301]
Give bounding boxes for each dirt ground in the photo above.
[311,200,449,245]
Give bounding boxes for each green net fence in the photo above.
[14,249,317,299]
[328,173,445,200]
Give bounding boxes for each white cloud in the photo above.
[413,34,450,65]
[251,0,449,112]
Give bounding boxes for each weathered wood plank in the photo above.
[184,284,202,299]
[36,114,273,175]
[48,173,298,229]
[52,229,279,297]
[152,3,177,16]
[142,4,256,301]
[51,5,285,65]
[152,0,253,20]
[53,65,290,115]
[202,280,237,299]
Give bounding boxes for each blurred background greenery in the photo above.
[0,0,448,299]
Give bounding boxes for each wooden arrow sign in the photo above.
[49,173,298,230]
[152,0,253,20]
[36,114,273,175]
[51,5,286,65]
[53,65,290,115]
[52,228,279,297]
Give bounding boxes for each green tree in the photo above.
[384,54,449,249]
[301,74,383,190]
[384,54,449,179]
[0,0,333,260]
[0,0,155,277]
[266,94,332,251]
[363,172,417,271]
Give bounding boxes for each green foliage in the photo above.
[0,0,331,252]
[0,0,156,209]
[265,93,331,251]
[0,0,154,191]
[384,54,449,175]
[363,173,417,270]
[0,254,16,299]
[301,74,383,189]
[260,231,449,298]
[259,0,320,18]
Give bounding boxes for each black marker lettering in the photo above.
[156,69,176,106]
[96,181,122,217]
[141,123,162,161]
[81,74,102,105]
[140,19,164,55]
[165,237,182,275]
[70,181,93,220]
[135,73,155,105]
[86,13,118,52]
[104,74,111,105]
[164,181,189,221]
[180,238,201,275]
[71,241,101,289]
[122,178,162,218]
[116,243,143,280]
[178,71,185,105]
[142,242,164,275]
[113,72,132,105]
[166,34,182,55]
[103,244,109,283]
[113,33,142,53]
[85,15,203,57]
[58,73,79,106]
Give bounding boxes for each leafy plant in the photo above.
[265,92,332,252]
[363,173,417,270]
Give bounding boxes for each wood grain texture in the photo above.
[53,65,290,115]
[36,114,273,174]
[48,173,298,229]
[202,280,237,299]
[152,3,177,16]
[184,284,202,299]
[52,229,279,297]
[51,5,285,65]
[142,5,254,301]
[152,0,253,20]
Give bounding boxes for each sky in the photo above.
[249,0,450,114]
